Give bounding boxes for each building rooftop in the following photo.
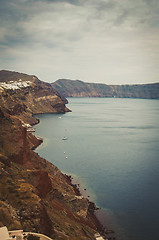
[0,226,53,240]
[0,226,12,240]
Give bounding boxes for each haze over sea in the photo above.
[35,98,159,240]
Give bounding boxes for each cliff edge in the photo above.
[0,70,70,125]
[52,79,159,99]
[0,71,103,240]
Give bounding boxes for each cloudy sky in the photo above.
[0,0,159,84]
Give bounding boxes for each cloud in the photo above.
[28,0,80,4]
[0,0,159,84]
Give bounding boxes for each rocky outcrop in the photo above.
[52,79,159,99]
[0,108,102,239]
[0,71,103,239]
[28,170,52,198]
[0,70,70,125]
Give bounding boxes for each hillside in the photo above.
[0,70,70,125]
[52,79,159,99]
[0,70,105,240]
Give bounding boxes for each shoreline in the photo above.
[32,114,116,239]
[65,174,106,234]
[65,174,116,239]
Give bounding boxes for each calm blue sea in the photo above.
[35,98,159,240]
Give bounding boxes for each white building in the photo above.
[0,226,12,240]
[94,232,105,240]
[9,230,23,240]
[0,227,53,240]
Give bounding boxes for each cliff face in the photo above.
[0,108,100,239]
[0,71,102,239]
[0,70,70,125]
[52,79,159,99]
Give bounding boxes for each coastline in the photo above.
[65,174,116,239]
[65,174,105,234]
[33,115,115,239]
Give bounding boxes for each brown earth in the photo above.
[0,107,103,239]
[0,70,70,125]
[0,70,105,240]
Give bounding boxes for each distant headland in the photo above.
[52,79,159,99]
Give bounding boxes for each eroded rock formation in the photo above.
[0,70,70,125]
[0,71,103,240]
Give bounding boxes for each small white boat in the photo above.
[62,137,68,140]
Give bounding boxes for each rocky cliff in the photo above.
[0,70,70,125]
[0,71,103,240]
[52,79,159,99]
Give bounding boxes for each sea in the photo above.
[35,98,159,240]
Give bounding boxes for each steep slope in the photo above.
[0,108,103,239]
[0,71,104,239]
[0,70,70,125]
[52,79,159,99]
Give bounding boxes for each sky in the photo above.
[0,0,159,85]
